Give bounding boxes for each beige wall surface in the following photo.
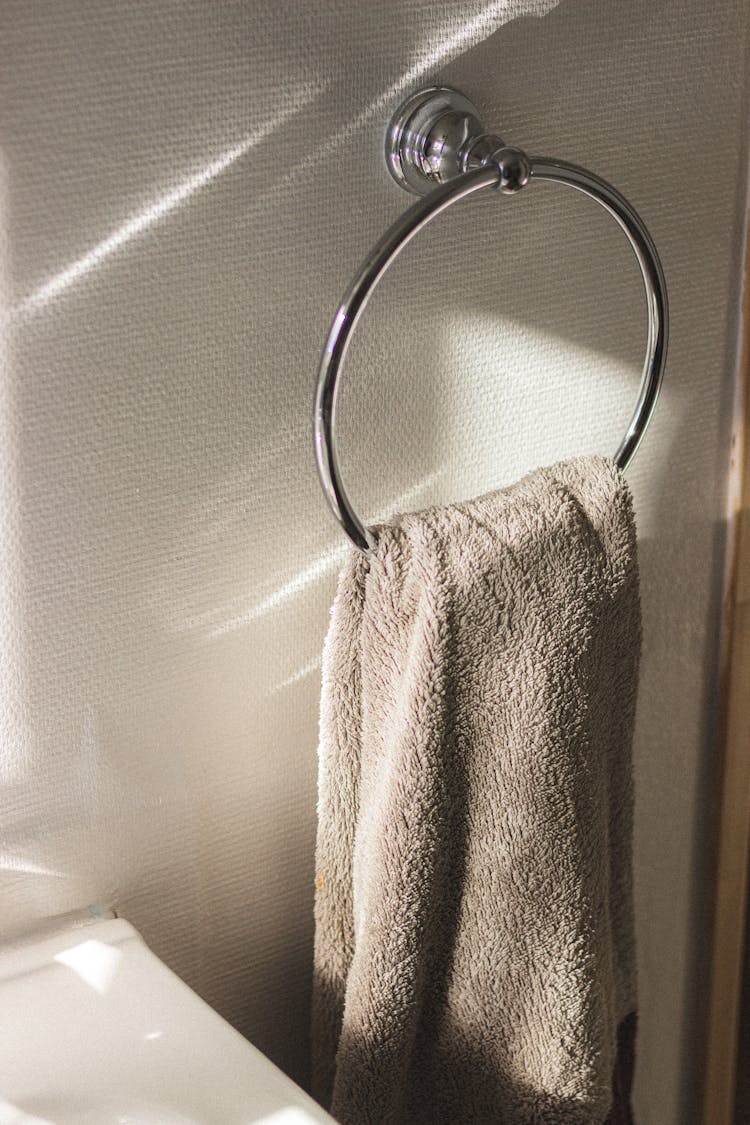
[1,2,748,1121]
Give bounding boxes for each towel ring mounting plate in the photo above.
[313,86,669,553]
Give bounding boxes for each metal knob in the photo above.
[385,86,530,195]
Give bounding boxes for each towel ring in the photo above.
[313,87,669,553]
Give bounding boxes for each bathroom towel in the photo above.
[311,455,641,1124]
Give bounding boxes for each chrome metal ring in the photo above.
[313,153,668,554]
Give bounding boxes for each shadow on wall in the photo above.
[0,0,747,1117]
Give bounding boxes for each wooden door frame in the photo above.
[701,230,750,1125]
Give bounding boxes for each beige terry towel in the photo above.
[312,456,641,1125]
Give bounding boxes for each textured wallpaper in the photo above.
[0,2,748,1122]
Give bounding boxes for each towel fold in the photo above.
[312,456,641,1125]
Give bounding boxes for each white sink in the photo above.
[0,915,335,1125]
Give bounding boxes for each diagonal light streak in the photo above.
[205,470,444,638]
[243,0,557,219]
[0,854,64,878]
[272,657,322,695]
[15,2,555,319]
[15,91,328,319]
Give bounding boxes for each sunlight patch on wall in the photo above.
[439,311,645,495]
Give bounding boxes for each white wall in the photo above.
[1,2,747,1121]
